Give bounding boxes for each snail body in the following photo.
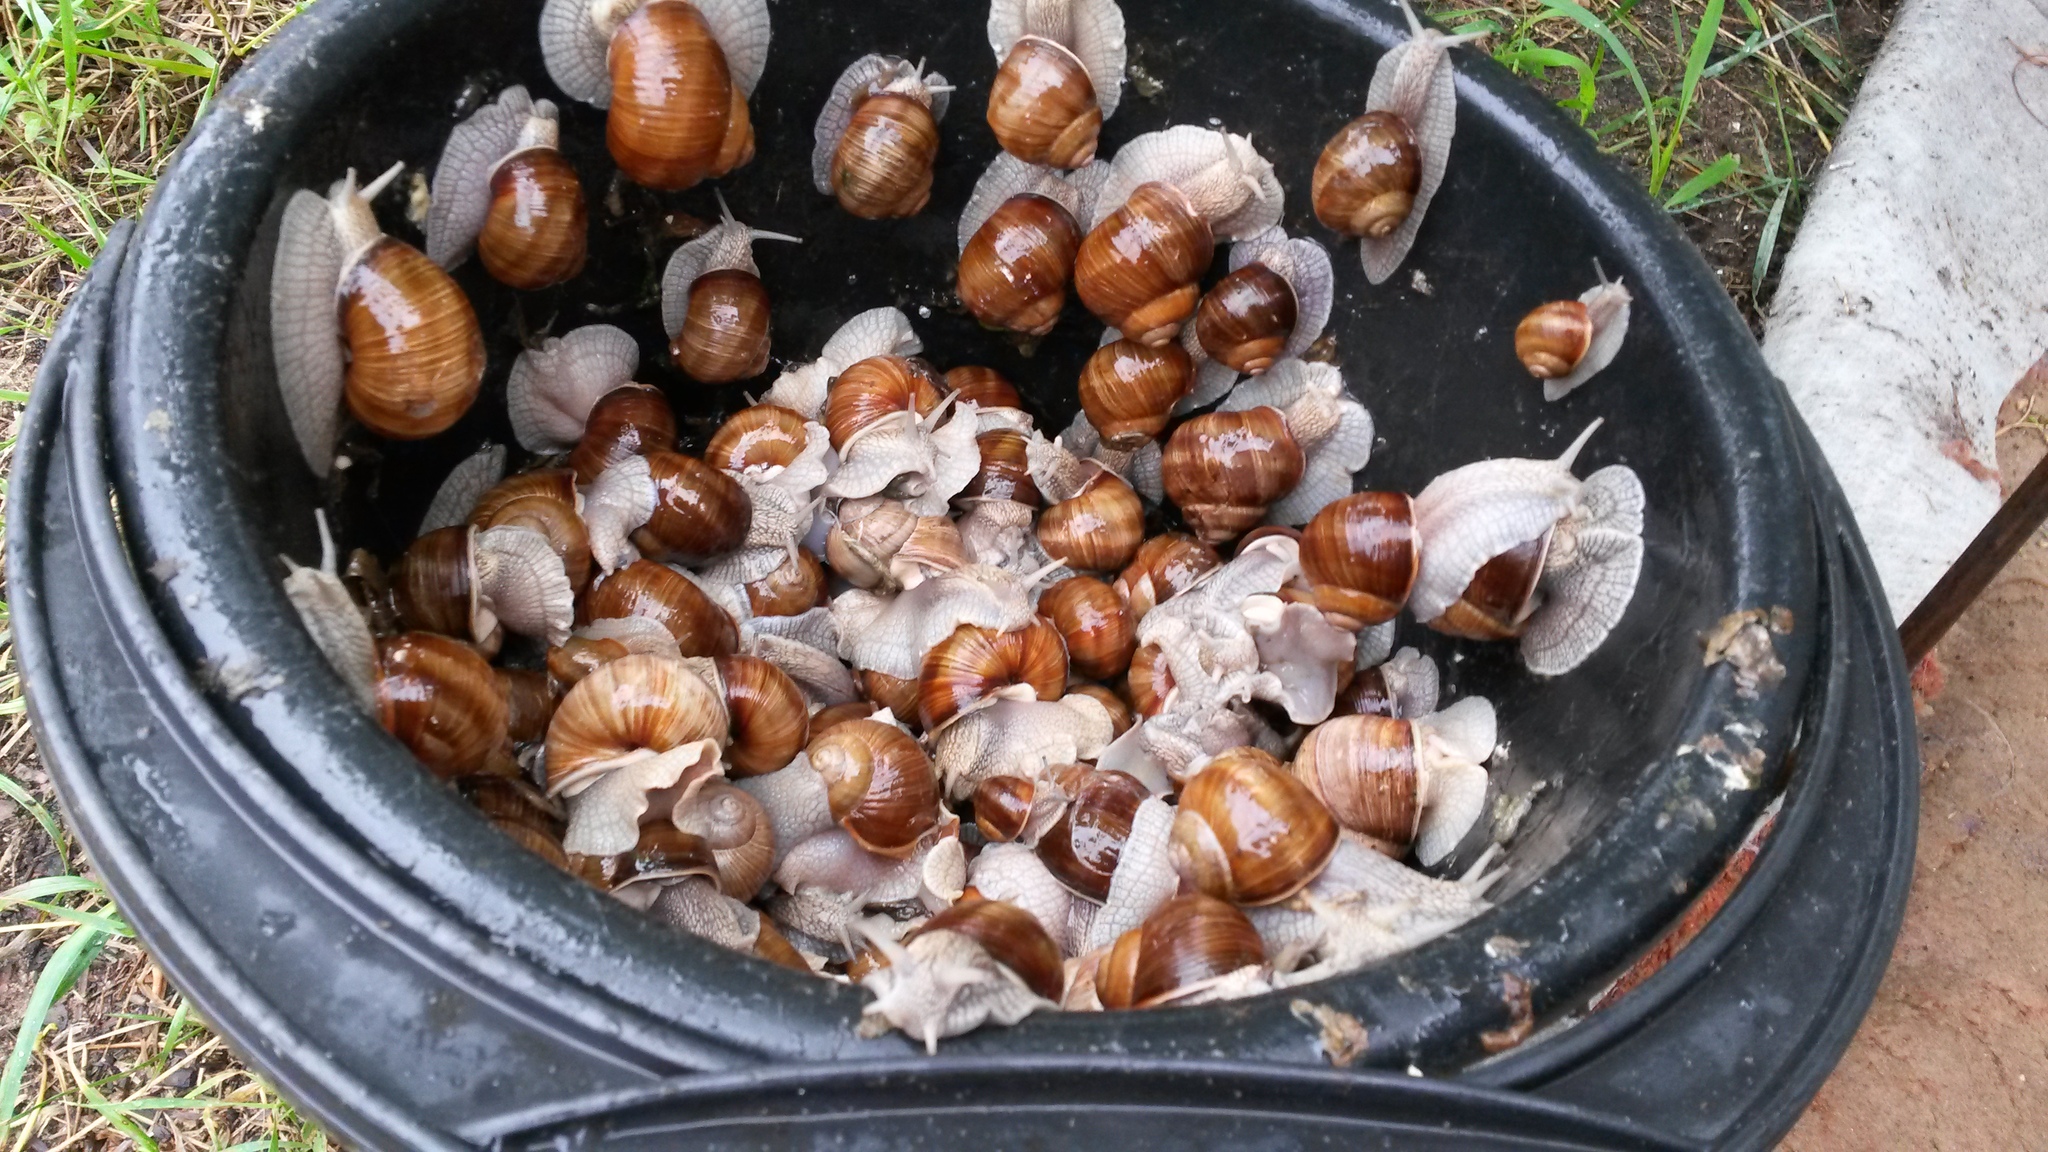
[505,324,642,455]
[1515,267,1634,401]
[813,55,951,219]
[660,191,802,383]
[545,653,730,854]
[1291,697,1495,867]
[583,451,752,571]
[425,86,587,290]
[273,164,485,472]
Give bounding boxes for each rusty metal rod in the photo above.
[1899,453,2048,664]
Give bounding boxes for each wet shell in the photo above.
[1036,768,1148,901]
[1039,575,1135,680]
[715,654,810,776]
[498,667,560,744]
[672,268,773,383]
[859,669,922,721]
[569,384,678,485]
[341,237,486,439]
[987,36,1102,169]
[831,92,941,219]
[743,548,827,617]
[583,558,739,655]
[910,897,1067,1001]
[706,404,809,471]
[1079,338,1193,449]
[1160,407,1306,544]
[962,428,1042,507]
[1074,182,1214,345]
[475,493,593,595]
[1300,492,1419,629]
[945,366,1025,411]
[630,452,753,564]
[1312,110,1421,239]
[479,148,589,290]
[1194,263,1297,376]
[917,620,1069,730]
[607,0,754,191]
[471,468,579,525]
[1096,893,1265,1010]
[1514,300,1593,379]
[1114,533,1220,618]
[544,653,727,795]
[1170,746,1337,905]
[972,774,1037,843]
[375,632,509,778]
[1037,468,1144,572]
[823,355,945,448]
[1429,531,1550,641]
[807,718,940,857]
[958,193,1083,336]
[391,526,479,640]
[1291,714,1420,856]
[669,779,777,898]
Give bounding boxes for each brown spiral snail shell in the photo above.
[1035,768,1148,901]
[1079,338,1194,449]
[1095,893,1266,1010]
[1170,746,1337,905]
[582,558,740,656]
[568,384,678,485]
[807,718,941,858]
[1299,492,1419,630]
[1038,575,1135,681]
[604,0,757,190]
[1160,407,1307,544]
[916,621,1069,731]
[816,56,949,219]
[1193,263,1297,377]
[374,632,510,779]
[1114,533,1220,619]
[1074,181,1214,345]
[1312,110,1422,240]
[1037,466,1145,573]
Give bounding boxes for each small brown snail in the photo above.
[1076,127,1285,344]
[569,384,679,486]
[545,653,729,854]
[944,366,1026,412]
[426,86,587,291]
[820,355,983,511]
[1213,359,1377,526]
[1160,407,1306,544]
[1335,646,1438,720]
[272,163,486,472]
[741,547,827,617]
[1291,697,1495,866]
[538,0,768,191]
[545,615,682,689]
[503,324,641,456]
[1036,464,1145,572]
[471,488,594,597]
[1095,892,1266,1009]
[1035,767,1148,901]
[917,621,1069,731]
[1513,264,1633,400]
[955,154,1089,336]
[1410,420,1647,674]
[857,896,1064,1051]
[374,632,510,779]
[1114,532,1220,619]
[984,0,1126,168]
[660,191,802,384]
[391,523,574,646]
[1299,491,1420,630]
[1311,1,1481,283]
[1038,574,1135,680]
[824,497,920,590]
[813,55,952,219]
[1079,337,1193,449]
[960,427,1042,508]
[1170,746,1338,906]
[970,774,1040,843]
[806,717,941,858]
[582,558,740,655]
[583,450,753,571]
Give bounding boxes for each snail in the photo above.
[945,366,1028,414]
[573,384,681,486]
[825,498,940,591]
[1178,226,1335,411]
[805,717,942,858]
[813,55,952,219]
[545,653,729,855]
[1068,682,1133,738]
[932,691,1115,801]
[740,547,828,617]
[759,306,923,421]
[818,356,984,515]
[1034,767,1148,902]
[538,0,768,190]
[1094,893,1267,1009]
[659,190,802,383]
[471,487,594,597]
[425,86,587,290]
[1299,491,1419,630]
[391,523,574,647]
[1410,420,1646,674]
[272,163,485,473]
[1336,646,1438,720]
[1122,642,1173,718]
[1026,437,1146,571]
[1160,407,1306,544]
[373,632,510,779]
[1038,574,1135,680]
[707,654,811,776]
[705,403,835,505]
[1311,0,1481,283]
[1076,127,1284,344]
[984,0,1126,168]
[916,620,1069,731]
[650,876,810,969]
[967,843,1087,952]
[282,510,379,712]
[582,558,740,655]
[464,776,568,868]
[1215,358,1377,527]
[1249,833,1502,983]
[1114,532,1220,620]
[582,450,753,571]
[503,324,641,454]
[1514,263,1634,400]
[833,566,1039,712]
[856,897,1063,1052]
[546,615,684,688]
[1078,336,1193,449]
[1170,746,1338,906]
[584,780,775,901]
[1052,409,1164,504]
[955,154,1100,336]
[1292,696,1495,866]
[960,427,1042,508]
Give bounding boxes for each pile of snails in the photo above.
[271,0,1649,1052]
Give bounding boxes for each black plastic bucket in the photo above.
[9,0,1917,1147]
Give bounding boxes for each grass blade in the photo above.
[1752,181,1793,294]
[1538,0,1664,172]
[1664,153,1742,209]
[0,771,70,861]
[0,927,110,1136]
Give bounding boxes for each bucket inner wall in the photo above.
[104,0,1819,1075]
